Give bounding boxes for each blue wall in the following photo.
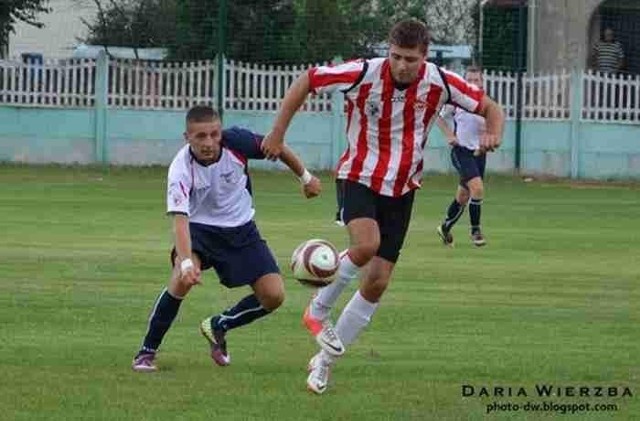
[1,104,640,180]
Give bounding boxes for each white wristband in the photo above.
[299,169,313,185]
[180,258,194,274]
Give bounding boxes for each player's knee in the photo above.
[457,190,470,204]
[170,270,194,297]
[253,273,285,311]
[261,290,284,311]
[468,180,484,198]
[354,240,380,263]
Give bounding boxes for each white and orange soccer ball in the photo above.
[290,239,340,288]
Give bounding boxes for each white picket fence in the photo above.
[484,70,572,120]
[0,58,96,107]
[582,70,640,121]
[224,59,331,112]
[108,59,216,109]
[1,56,639,122]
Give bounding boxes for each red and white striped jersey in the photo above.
[308,58,484,197]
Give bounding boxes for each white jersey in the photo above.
[308,58,484,197]
[441,104,485,151]
[166,127,265,227]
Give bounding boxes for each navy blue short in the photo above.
[451,145,486,186]
[171,220,280,288]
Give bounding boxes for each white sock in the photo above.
[309,251,360,320]
[334,290,378,348]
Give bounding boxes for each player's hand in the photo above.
[180,265,202,286]
[478,132,501,154]
[261,131,284,161]
[446,136,459,147]
[303,176,322,198]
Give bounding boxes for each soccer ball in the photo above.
[290,239,340,288]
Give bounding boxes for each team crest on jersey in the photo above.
[220,171,234,183]
[365,101,380,118]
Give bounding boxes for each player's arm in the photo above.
[436,117,458,146]
[170,213,201,286]
[166,171,200,285]
[262,60,365,160]
[475,95,504,153]
[262,72,312,160]
[279,145,321,198]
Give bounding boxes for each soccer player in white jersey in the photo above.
[132,105,321,372]
[436,66,489,247]
[261,19,505,394]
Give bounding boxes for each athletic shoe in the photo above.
[471,231,487,247]
[303,306,345,356]
[132,352,157,372]
[200,317,231,366]
[437,224,454,247]
[307,353,331,394]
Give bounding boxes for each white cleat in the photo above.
[306,354,331,395]
[303,307,345,356]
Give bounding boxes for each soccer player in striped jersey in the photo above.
[436,66,489,247]
[262,19,505,394]
[132,105,321,372]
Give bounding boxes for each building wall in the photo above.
[532,0,603,72]
[2,105,640,180]
[8,0,97,58]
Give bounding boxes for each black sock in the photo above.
[140,289,183,354]
[469,198,483,233]
[213,294,270,332]
[443,199,466,231]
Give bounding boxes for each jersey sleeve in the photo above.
[222,127,265,160]
[308,59,366,95]
[166,162,191,216]
[440,68,485,114]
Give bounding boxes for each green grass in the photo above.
[1,164,638,420]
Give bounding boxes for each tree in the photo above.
[82,0,178,57]
[80,0,478,63]
[0,0,51,58]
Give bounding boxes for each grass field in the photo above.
[1,164,638,420]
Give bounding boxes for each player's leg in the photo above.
[438,146,470,245]
[305,180,378,355]
[307,190,414,394]
[307,260,392,394]
[335,190,413,347]
[200,222,282,366]
[468,154,487,246]
[132,251,203,372]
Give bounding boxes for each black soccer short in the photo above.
[170,220,279,288]
[338,179,415,263]
[451,145,486,187]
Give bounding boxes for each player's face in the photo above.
[465,71,483,90]
[388,44,426,85]
[184,119,222,164]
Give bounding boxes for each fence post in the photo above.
[569,68,582,179]
[215,53,225,120]
[330,56,345,170]
[95,50,109,165]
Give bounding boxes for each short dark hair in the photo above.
[388,19,430,53]
[186,105,220,124]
